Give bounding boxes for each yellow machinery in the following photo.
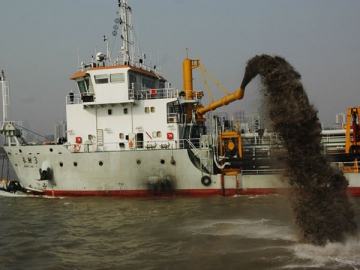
[344,107,360,172]
[345,107,360,154]
[181,53,246,175]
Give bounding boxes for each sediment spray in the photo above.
[240,55,357,246]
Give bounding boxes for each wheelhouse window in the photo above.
[129,73,137,89]
[77,79,87,95]
[110,73,125,83]
[142,78,155,89]
[94,74,109,84]
[85,76,90,89]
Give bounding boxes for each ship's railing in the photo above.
[331,161,359,172]
[241,169,284,175]
[321,134,346,144]
[66,94,84,105]
[242,161,360,175]
[134,88,179,100]
[68,138,203,152]
[65,88,179,105]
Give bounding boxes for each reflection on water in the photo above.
[1,194,360,270]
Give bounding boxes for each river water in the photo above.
[1,153,360,270]
[1,193,360,270]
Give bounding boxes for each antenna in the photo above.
[103,35,111,65]
[117,0,135,65]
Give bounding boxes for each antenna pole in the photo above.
[120,0,135,65]
[104,36,111,65]
[0,70,10,123]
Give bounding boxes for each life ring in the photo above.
[201,175,211,186]
[129,139,134,149]
[74,144,81,152]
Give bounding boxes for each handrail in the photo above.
[66,138,203,152]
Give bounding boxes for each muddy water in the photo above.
[2,195,360,270]
[240,55,357,245]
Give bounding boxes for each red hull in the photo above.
[44,187,360,197]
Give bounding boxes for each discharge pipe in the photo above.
[197,88,244,115]
[197,68,253,116]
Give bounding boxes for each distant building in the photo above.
[232,110,245,123]
[205,111,229,134]
[54,122,67,140]
[232,110,249,133]
[334,113,346,129]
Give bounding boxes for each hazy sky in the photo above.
[1,0,360,135]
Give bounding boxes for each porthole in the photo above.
[99,161,103,166]
[160,159,165,164]
[59,162,63,167]
[19,149,22,153]
[136,159,141,165]
[73,162,78,167]
[50,148,53,152]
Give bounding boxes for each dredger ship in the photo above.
[1,0,360,197]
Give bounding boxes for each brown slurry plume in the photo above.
[241,55,357,246]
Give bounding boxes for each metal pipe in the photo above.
[197,88,245,115]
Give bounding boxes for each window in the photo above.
[124,108,128,114]
[145,107,149,113]
[94,74,108,84]
[77,80,87,94]
[119,133,124,139]
[110,73,125,83]
[85,77,90,89]
[151,107,155,113]
[129,74,137,88]
[157,131,162,138]
[142,78,155,89]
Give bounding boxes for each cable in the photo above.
[12,123,53,141]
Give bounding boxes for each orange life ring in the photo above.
[74,144,81,152]
[129,139,134,148]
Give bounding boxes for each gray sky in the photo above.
[1,0,360,135]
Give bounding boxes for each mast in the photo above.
[119,0,135,65]
[0,70,10,123]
